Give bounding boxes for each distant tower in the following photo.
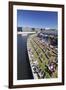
[17,27,22,32]
[32,28,35,31]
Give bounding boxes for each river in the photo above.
[17,34,33,80]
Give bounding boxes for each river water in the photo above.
[17,34,33,80]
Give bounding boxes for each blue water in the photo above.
[17,34,33,80]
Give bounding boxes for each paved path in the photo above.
[17,34,33,80]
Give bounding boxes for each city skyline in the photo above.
[17,10,58,29]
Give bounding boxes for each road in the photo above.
[17,34,33,80]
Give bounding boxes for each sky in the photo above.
[17,10,58,29]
